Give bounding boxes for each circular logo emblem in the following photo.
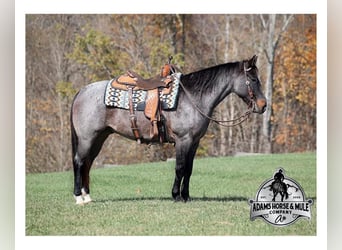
[248,168,313,226]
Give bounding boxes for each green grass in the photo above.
[26,152,316,236]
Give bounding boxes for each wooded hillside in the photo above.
[26,14,316,172]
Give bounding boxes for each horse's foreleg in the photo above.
[180,141,199,202]
[172,138,198,202]
[172,140,188,201]
[172,158,185,201]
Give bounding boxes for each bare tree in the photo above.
[259,14,293,153]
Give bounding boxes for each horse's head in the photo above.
[234,55,267,114]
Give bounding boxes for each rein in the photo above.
[174,64,254,128]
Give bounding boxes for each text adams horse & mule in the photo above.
[70,55,267,204]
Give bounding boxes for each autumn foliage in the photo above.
[273,15,316,152]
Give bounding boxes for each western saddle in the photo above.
[111,57,176,143]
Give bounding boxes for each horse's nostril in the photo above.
[256,99,267,113]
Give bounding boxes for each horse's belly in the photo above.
[106,108,154,139]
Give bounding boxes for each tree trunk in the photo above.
[219,15,231,156]
[261,14,293,153]
[262,14,276,153]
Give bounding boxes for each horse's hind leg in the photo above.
[73,159,83,204]
[72,138,93,205]
[73,130,112,205]
[73,155,95,204]
[80,157,93,204]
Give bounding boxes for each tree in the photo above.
[272,15,316,152]
[26,15,78,172]
[258,14,294,153]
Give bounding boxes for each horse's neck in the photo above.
[180,67,235,117]
[203,74,233,113]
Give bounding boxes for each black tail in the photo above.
[70,91,80,161]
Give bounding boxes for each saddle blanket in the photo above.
[104,72,181,111]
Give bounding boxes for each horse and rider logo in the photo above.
[248,168,313,227]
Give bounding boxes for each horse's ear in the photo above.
[246,55,258,70]
[250,55,258,65]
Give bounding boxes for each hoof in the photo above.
[74,194,92,205]
[182,197,191,203]
[173,195,182,202]
[74,195,84,205]
[173,195,191,203]
[83,194,92,204]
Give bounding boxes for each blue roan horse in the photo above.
[70,55,267,204]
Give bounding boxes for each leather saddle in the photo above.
[114,70,172,91]
[111,62,176,143]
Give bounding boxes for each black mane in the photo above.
[180,61,243,94]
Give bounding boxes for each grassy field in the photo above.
[26,152,316,236]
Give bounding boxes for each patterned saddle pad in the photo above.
[104,72,181,111]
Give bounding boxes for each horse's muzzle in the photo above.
[253,98,267,114]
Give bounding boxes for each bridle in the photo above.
[175,62,256,128]
[244,63,257,110]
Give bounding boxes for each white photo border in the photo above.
[16,1,327,249]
